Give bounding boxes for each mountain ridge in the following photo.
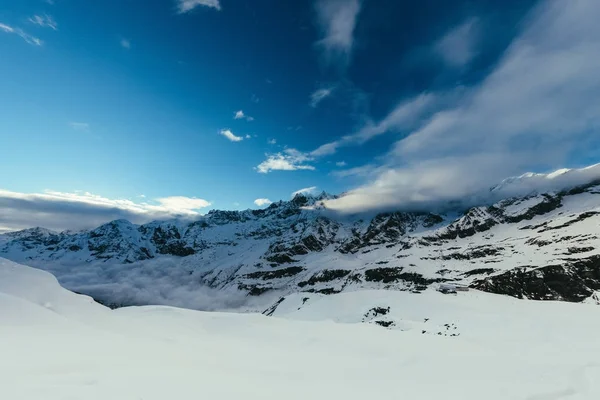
[2,166,600,309]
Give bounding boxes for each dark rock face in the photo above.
[433,207,499,241]
[471,255,600,302]
[502,194,563,223]
[237,284,272,296]
[298,269,351,287]
[340,212,444,253]
[244,266,305,280]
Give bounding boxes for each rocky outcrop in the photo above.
[471,255,600,302]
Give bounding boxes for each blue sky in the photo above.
[1,0,600,231]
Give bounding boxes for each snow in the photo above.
[491,163,600,198]
[1,257,600,399]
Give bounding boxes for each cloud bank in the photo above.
[0,190,212,232]
[323,0,600,213]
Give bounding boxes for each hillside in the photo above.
[1,257,600,399]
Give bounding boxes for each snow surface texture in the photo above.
[1,257,600,400]
[2,167,600,309]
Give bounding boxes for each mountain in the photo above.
[2,173,600,309]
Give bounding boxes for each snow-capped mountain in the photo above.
[2,172,600,309]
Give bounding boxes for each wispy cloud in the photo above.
[120,38,131,49]
[253,198,272,207]
[311,93,442,156]
[69,122,90,132]
[0,22,42,46]
[28,14,57,31]
[324,0,600,213]
[219,129,244,142]
[314,0,362,66]
[435,17,480,67]
[176,0,221,13]
[234,110,254,121]
[268,139,277,145]
[0,189,211,232]
[256,149,315,174]
[335,161,347,167]
[310,87,335,108]
[291,186,318,198]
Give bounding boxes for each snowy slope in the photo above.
[1,258,600,400]
[2,170,600,309]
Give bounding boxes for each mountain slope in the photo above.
[2,175,600,309]
[2,258,600,400]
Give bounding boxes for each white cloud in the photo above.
[0,22,42,46]
[120,38,131,49]
[291,186,318,198]
[253,198,272,207]
[256,148,315,174]
[155,196,211,212]
[69,122,90,132]
[268,139,277,145]
[245,134,251,139]
[314,0,362,65]
[335,161,347,167]
[219,129,244,142]
[28,14,58,31]
[435,17,479,67]
[0,189,212,232]
[0,23,14,33]
[234,110,254,121]
[331,163,377,179]
[311,93,441,156]
[324,0,600,213]
[310,87,334,108]
[176,0,221,13]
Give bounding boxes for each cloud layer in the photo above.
[325,0,600,213]
[0,190,211,232]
